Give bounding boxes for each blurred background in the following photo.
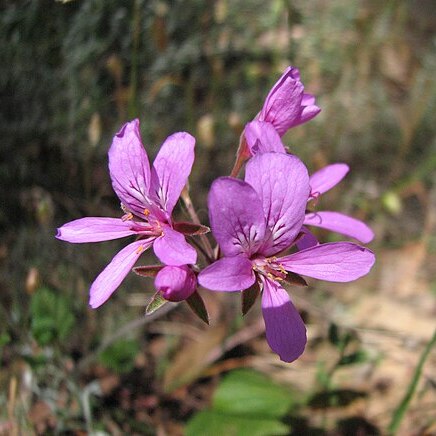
[1,0,435,434]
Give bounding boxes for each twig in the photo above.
[77,303,177,372]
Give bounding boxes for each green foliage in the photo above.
[186,369,295,435]
[337,349,368,366]
[98,339,139,373]
[30,287,75,346]
[186,410,289,436]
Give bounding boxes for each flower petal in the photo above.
[89,239,153,308]
[304,211,374,243]
[244,120,286,156]
[198,256,255,291]
[153,226,197,266]
[261,277,307,363]
[258,67,321,135]
[56,217,137,243]
[245,153,310,256]
[279,242,376,282]
[296,227,319,251]
[309,163,349,196]
[300,94,321,125]
[108,120,154,219]
[150,132,195,216]
[155,265,197,302]
[208,177,266,257]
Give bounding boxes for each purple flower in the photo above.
[244,120,374,245]
[56,119,197,308]
[257,66,321,136]
[198,153,375,362]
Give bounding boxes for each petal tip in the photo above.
[115,119,140,138]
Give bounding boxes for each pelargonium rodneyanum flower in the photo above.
[231,67,320,176]
[56,119,197,308]
[257,66,321,136]
[198,152,375,362]
[244,120,374,244]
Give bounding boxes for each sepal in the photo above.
[241,281,261,316]
[133,265,163,278]
[186,291,209,325]
[283,272,308,287]
[145,291,168,315]
[173,221,210,236]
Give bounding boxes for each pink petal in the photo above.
[304,211,374,243]
[208,177,266,257]
[245,153,310,256]
[89,239,154,308]
[108,120,154,219]
[258,67,320,135]
[150,132,195,216]
[301,93,315,106]
[153,226,197,266]
[244,120,286,156]
[300,97,321,124]
[261,277,307,363]
[309,163,349,196]
[279,242,376,282]
[198,256,255,291]
[56,217,137,243]
[296,227,318,250]
[155,265,197,302]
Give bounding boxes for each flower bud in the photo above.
[155,265,197,302]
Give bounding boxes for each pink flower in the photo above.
[56,119,197,308]
[198,152,375,362]
[155,265,197,302]
[244,120,374,245]
[258,66,321,136]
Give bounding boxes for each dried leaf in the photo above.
[163,324,228,392]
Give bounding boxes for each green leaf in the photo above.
[186,291,209,324]
[185,410,289,436]
[0,332,11,347]
[98,339,139,373]
[30,287,74,346]
[213,369,294,419]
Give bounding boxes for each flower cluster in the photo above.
[57,66,375,362]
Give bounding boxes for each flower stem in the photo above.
[230,133,249,177]
[181,185,214,261]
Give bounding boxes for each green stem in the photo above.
[388,328,436,435]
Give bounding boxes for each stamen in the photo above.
[144,209,150,216]
[136,244,144,254]
[121,212,134,221]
